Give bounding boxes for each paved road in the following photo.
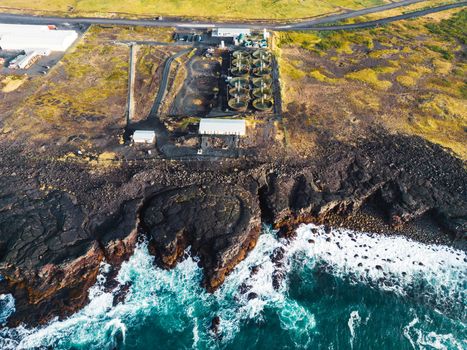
[127,48,193,157]
[115,40,190,46]
[149,48,192,118]
[126,44,137,125]
[0,0,465,31]
[297,1,467,31]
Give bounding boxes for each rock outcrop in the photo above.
[0,131,465,326]
[258,133,466,241]
[141,182,261,291]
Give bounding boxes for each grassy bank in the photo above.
[276,9,467,159]
[1,25,174,152]
[0,0,390,20]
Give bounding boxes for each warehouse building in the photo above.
[0,24,78,51]
[8,49,51,69]
[132,130,156,144]
[199,118,246,136]
[212,28,251,38]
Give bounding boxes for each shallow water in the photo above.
[0,224,465,349]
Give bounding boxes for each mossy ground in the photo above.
[0,25,174,157]
[276,9,467,159]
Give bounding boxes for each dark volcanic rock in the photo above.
[0,149,141,326]
[210,316,221,336]
[140,183,261,291]
[0,130,465,327]
[260,133,467,241]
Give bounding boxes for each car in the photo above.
[42,65,50,69]
[39,71,47,75]
[155,16,163,21]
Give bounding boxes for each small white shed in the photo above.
[133,130,156,144]
[199,118,246,136]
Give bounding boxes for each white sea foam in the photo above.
[0,224,464,349]
[348,311,361,349]
[403,314,466,350]
[0,294,15,325]
[291,224,467,318]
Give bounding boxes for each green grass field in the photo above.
[0,0,389,20]
[276,9,467,159]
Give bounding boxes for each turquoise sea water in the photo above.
[0,224,465,349]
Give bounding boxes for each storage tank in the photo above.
[253,96,273,111]
[252,49,271,60]
[253,87,272,99]
[252,76,272,88]
[228,95,249,111]
[228,77,249,88]
[232,50,250,59]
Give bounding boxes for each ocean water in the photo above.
[0,224,465,350]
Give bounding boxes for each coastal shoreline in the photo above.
[0,129,465,327]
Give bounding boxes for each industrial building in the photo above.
[133,130,156,144]
[0,24,78,51]
[199,118,246,136]
[212,28,251,38]
[8,49,51,69]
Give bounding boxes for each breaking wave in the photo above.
[0,224,465,349]
[0,294,15,326]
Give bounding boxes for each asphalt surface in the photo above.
[149,48,192,118]
[0,0,465,31]
[126,44,137,125]
[299,1,467,31]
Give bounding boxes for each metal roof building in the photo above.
[199,118,246,136]
[8,49,51,69]
[0,24,52,33]
[133,130,156,144]
[212,28,251,38]
[0,24,78,51]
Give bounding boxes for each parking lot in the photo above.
[0,23,88,76]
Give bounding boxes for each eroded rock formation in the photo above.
[0,131,465,326]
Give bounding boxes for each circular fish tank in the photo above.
[253,67,271,77]
[253,87,272,99]
[232,58,250,67]
[232,50,250,59]
[228,77,249,88]
[228,97,249,111]
[229,87,250,97]
[231,66,249,77]
[252,58,271,67]
[253,97,273,111]
[252,49,271,60]
[252,76,272,88]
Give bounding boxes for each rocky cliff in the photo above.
[0,131,465,326]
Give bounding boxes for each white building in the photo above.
[212,28,251,38]
[8,49,51,69]
[0,24,54,33]
[133,130,156,144]
[0,24,78,51]
[199,118,246,136]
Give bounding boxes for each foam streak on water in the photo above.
[0,224,465,350]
